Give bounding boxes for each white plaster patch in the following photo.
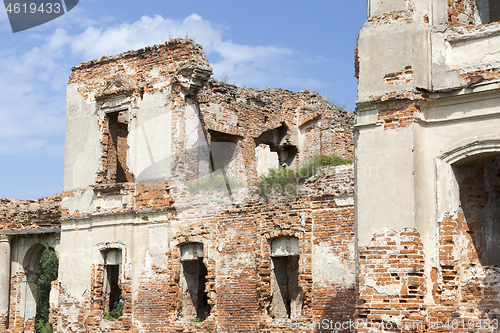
[184,99,200,149]
[255,145,279,177]
[381,314,405,326]
[453,234,469,261]
[334,196,354,206]
[142,225,170,275]
[447,33,500,69]
[226,252,253,276]
[141,253,154,277]
[149,67,161,78]
[365,277,401,296]
[225,229,237,240]
[312,243,355,288]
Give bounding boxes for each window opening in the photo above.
[180,243,210,321]
[476,0,500,24]
[103,111,132,184]
[270,237,302,319]
[101,249,123,318]
[455,154,500,266]
[209,130,242,172]
[255,123,297,168]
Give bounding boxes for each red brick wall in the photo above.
[0,195,61,231]
[377,102,421,130]
[52,165,356,333]
[198,80,354,182]
[357,228,427,332]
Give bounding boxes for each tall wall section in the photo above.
[356,0,500,331]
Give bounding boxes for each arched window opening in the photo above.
[270,236,303,319]
[35,248,58,333]
[180,243,210,322]
[454,153,500,266]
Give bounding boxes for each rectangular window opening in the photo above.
[101,249,124,319]
[104,111,132,184]
[476,0,500,24]
[180,243,210,322]
[104,265,122,314]
[270,255,302,319]
[455,154,500,266]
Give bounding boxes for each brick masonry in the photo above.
[377,102,422,130]
[0,40,357,333]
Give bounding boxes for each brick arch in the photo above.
[261,228,303,241]
[171,234,208,248]
[431,139,500,326]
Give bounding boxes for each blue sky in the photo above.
[0,1,367,199]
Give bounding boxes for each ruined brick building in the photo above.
[0,38,355,333]
[2,0,500,332]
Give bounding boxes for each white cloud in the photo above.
[0,13,326,156]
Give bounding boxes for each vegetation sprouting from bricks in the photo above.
[186,173,243,194]
[255,154,352,200]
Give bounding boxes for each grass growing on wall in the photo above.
[255,154,352,200]
[186,173,243,194]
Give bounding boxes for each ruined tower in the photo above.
[356,0,500,329]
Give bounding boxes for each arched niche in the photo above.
[437,138,500,266]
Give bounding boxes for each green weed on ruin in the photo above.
[255,154,352,201]
[186,173,243,194]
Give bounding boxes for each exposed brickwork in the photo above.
[357,228,427,332]
[69,39,211,100]
[96,111,133,184]
[367,10,414,25]
[377,102,422,130]
[448,0,500,27]
[7,273,23,332]
[461,69,500,85]
[0,194,61,231]
[448,0,478,26]
[134,180,174,210]
[426,156,500,331]
[384,66,414,86]
[197,80,354,182]
[55,165,356,333]
[354,37,359,80]
[2,40,358,333]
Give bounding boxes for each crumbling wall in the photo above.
[357,228,427,332]
[448,0,500,26]
[197,80,354,182]
[53,164,355,333]
[425,155,500,330]
[0,38,359,333]
[0,195,61,231]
